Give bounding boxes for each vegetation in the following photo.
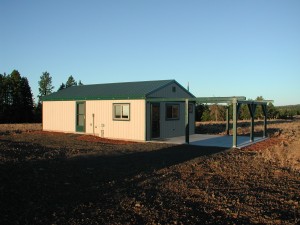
[0,70,34,123]
[195,97,300,122]
[58,75,83,91]
[0,70,84,123]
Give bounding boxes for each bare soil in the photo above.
[0,120,299,224]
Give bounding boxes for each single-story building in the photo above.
[42,79,195,141]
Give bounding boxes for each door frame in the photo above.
[76,101,86,132]
[150,103,160,139]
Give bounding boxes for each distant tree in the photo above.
[0,73,11,122]
[10,70,23,122]
[239,104,250,120]
[58,82,66,91]
[38,71,54,102]
[0,73,6,121]
[195,103,205,121]
[267,102,278,119]
[255,96,264,119]
[78,80,83,85]
[201,107,211,121]
[0,70,34,123]
[66,75,77,88]
[20,77,34,122]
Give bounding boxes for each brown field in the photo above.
[0,120,299,224]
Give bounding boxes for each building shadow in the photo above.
[0,140,227,224]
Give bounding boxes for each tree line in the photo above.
[0,70,82,123]
[195,96,300,122]
[1,70,299,123]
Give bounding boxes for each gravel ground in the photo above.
[0,120,299,224]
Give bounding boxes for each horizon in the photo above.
[1,0,300,106]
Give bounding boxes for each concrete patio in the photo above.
[152,134,267,149]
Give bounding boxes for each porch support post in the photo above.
[262,104,267,138]
[232,98,238,148]
[185,99,189,144]
[226,106,230,135]
[247,103,257,142]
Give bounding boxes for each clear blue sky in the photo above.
[1,0,299,106]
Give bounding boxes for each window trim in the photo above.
[166,103,180,120]
[113,103,130,121]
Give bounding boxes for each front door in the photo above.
[151,103,160,138]
[76,102,85,132]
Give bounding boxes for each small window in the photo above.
[166,104,179,120]
[172,86,176,92]
[113,104,130,120]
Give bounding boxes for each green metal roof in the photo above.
[42,79,194,101]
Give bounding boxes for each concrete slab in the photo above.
[151,134,267,149]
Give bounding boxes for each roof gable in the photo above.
[42,79,194,101]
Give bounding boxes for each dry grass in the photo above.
[259,121,300,172]
[0,123,42,134]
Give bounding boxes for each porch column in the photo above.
[185,99,189,144]
[232,98,237,148]
[226,106,230,135]
[247,103,257,142]
[262,104,267,138]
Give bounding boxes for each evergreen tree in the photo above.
[38,71,54,102]
[66,75,77,88]
[10,70,22,122]
[58,82,66,91]
[255,96,264,119]
[0,70,34,123]
[20,77,34,122]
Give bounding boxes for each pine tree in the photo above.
[66,75,77,88]
[20,77,34,122]
[58,83,66,91]
[38,71,54,102]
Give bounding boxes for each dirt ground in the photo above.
[0,120,299,224]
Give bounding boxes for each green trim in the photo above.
[42,96,146,101]
[76,102,86,132]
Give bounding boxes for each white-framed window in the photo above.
[113,103,130,120]
[166,104,179,120]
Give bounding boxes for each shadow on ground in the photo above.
[0,140,227,224]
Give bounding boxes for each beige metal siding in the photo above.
[85,99,146,141]
[148,82,193,98]
[43,101,75,132]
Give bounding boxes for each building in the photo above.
[42,79,195,141]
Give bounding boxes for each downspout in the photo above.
[92,113,95,136]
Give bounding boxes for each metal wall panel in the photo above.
[85,99,146,141]
[43,101,76,132]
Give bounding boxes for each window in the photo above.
[172,86,176,92]
[166,104,179,120]
[113,104,130,120]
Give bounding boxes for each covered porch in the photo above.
[148,96,273,148]
[151,134,267,149]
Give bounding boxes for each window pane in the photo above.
[78,103,84,114]
[115,105,121,118]
[77,115,84,126]
[166,105,173,119]
[166,104,179,119]
[122,105,129,118]
[172,105,179,118]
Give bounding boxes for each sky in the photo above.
[1,0,300,106]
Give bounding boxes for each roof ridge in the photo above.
[78,79,174,87]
